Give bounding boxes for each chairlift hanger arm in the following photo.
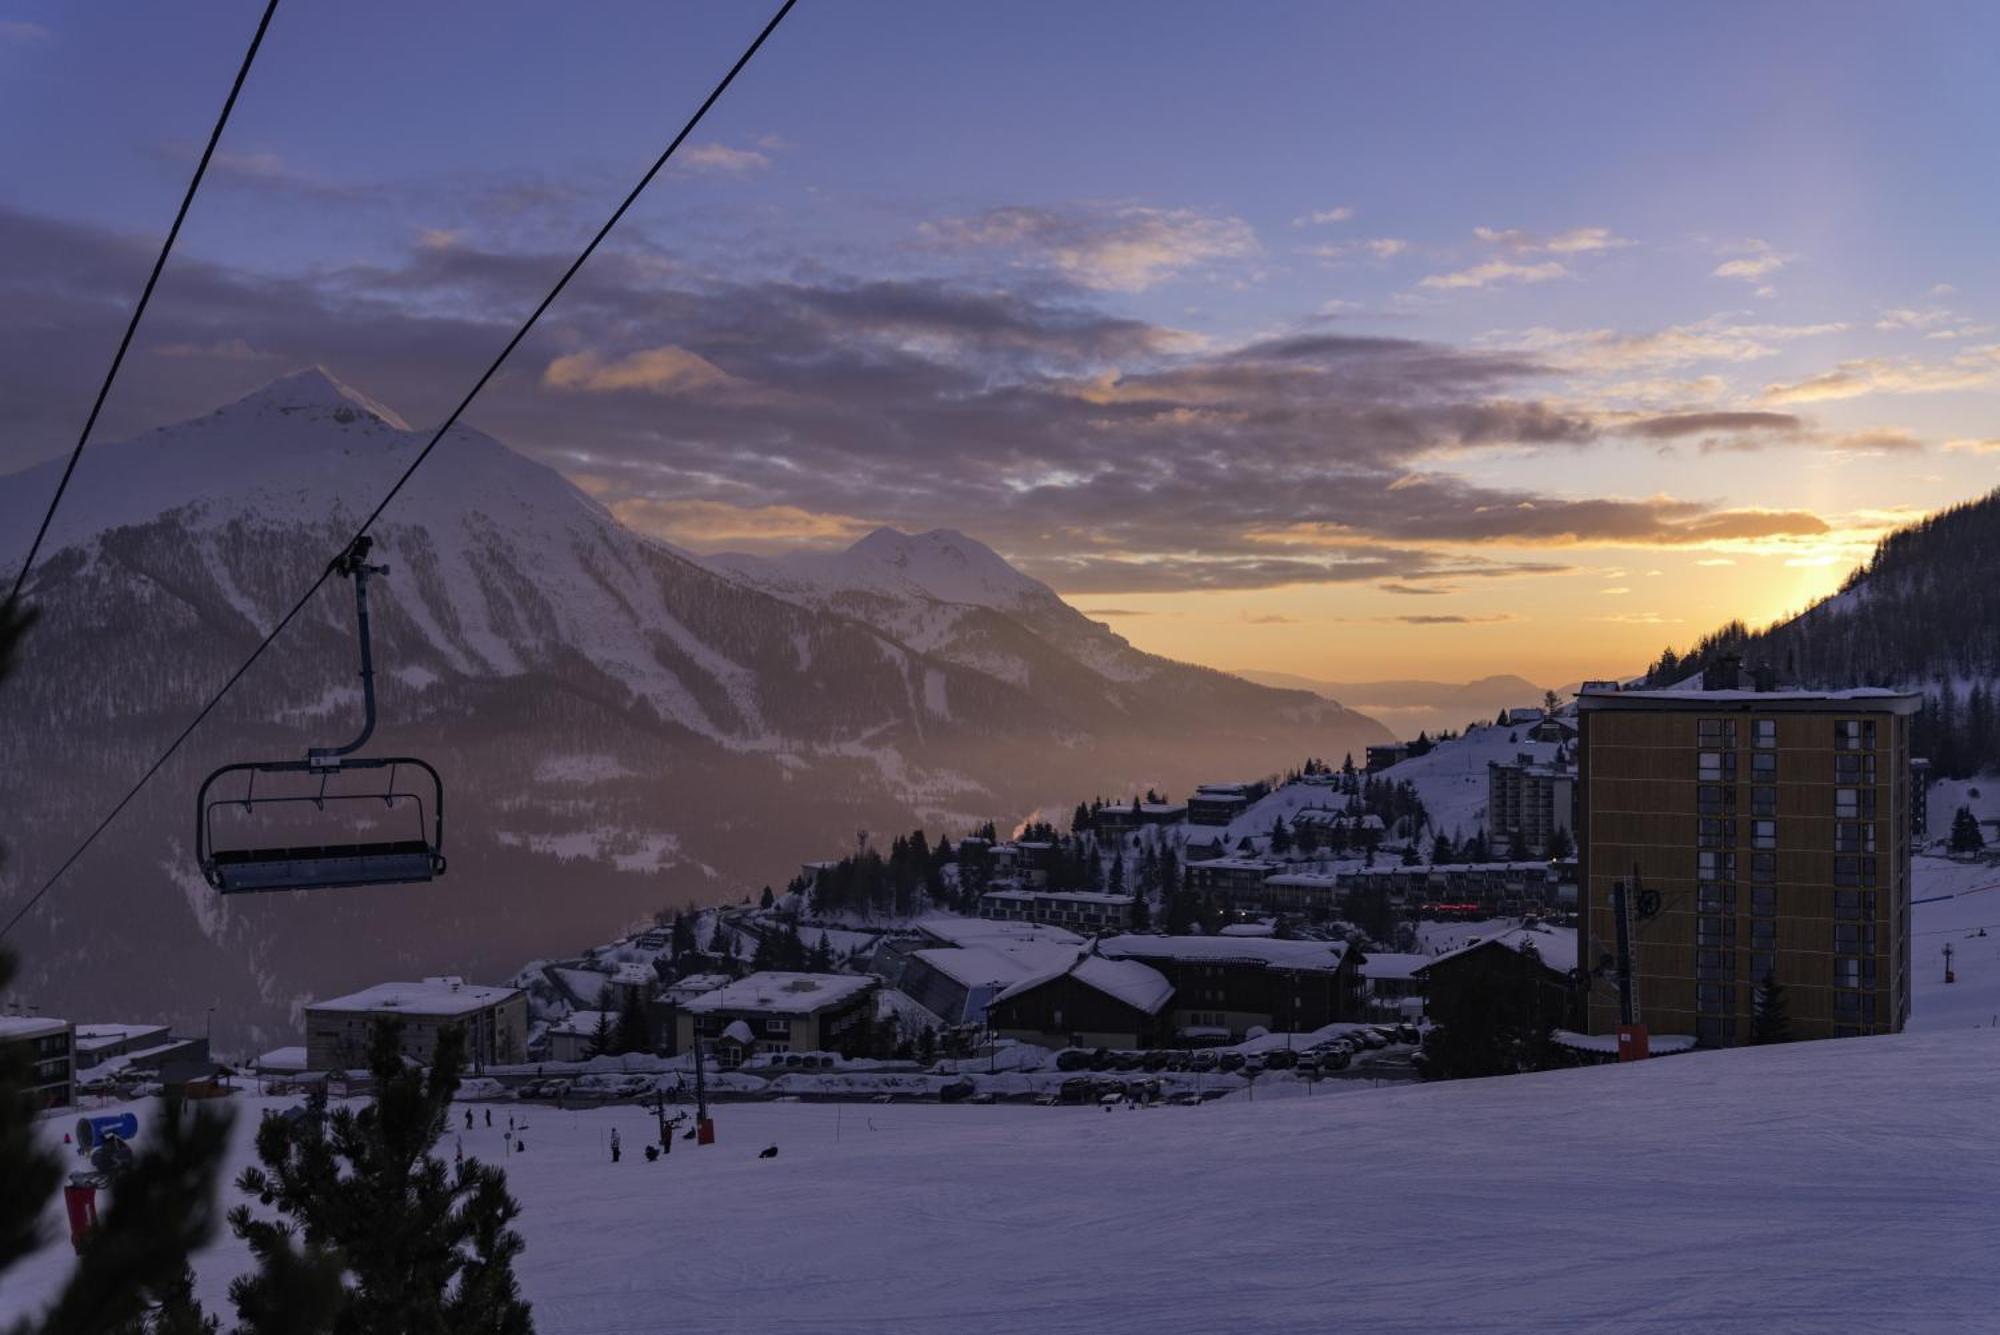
[308,536,390,768]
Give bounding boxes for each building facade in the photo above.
[305,978,528,1072]
[1578,679,1919,1046]
[1487,755,1575,857]
[978,888,1136,933]
[0,1015,73,1109]
[676,972,877,1065]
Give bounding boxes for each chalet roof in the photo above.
[682,972,874,1017]
[1098,934,1350,973]
[1417,924,1579,975]
[992,953,1174,1015]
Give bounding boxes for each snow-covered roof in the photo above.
[1263,873,1341,889]
[912,944,1072,990]
[1418,924,1578,975]
[1194,857,1280,873]
[1193,783,1250,796]
[1099,935,1350,973]
[1358,953,1432,982]
[719,1019,757,1046]
[548,1010,614,1037]
[1342,861,1556,876]
[0,1015,67,1041]
[73,1022,170,1053]
[991,950,1175,1015]
[914,915,1084,949]
[255,1045,309,1072]
[661,973,732,1000]
[1580,686,1921,710]
[610,963,655,987]
[308,978,522,1017]
[682,972,874,1016]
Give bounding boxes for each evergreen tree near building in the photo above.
[1751,972,1792,1044]
[670,910,696,959]
[1269,816,1292,855]
[758,885,774,909]
[1400,839,1421,867]
[1950,805,1986,854]
[808,931,835,972]
[587,1008,614,1058]
[615,989,652,1056]
[1546,826,1575,860]
[228,1020,534,1334]
[1506,827,1529,861]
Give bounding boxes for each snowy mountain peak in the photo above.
[219,367,412,432]
[844,526,1054,611]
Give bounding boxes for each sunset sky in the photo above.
[4,1,1999,685]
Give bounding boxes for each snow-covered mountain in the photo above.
[0,370,1385,1044]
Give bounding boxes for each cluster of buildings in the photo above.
[0,1012,215,1109]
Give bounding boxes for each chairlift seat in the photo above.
[208,839,445,894]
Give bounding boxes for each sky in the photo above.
[4,1,2000,687]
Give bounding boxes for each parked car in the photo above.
[1264,1049,1298,1070]
[1217,1051,1245,1073]
[1189,1051,1218,1072]
[1241,1055,1266,1076]
[1056,1049,1093,1072]
[938,1077,976,1104]
[1141,1051,1169,1072]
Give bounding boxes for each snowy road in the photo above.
[10,1026,2000,1333]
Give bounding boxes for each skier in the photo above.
[464,1108,473,1130]
[485,1108,493,1128]
[610,1128,622,1163]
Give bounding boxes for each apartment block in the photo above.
[1578,672,1918,1046]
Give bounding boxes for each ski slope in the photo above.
[10,1025,1999,1333]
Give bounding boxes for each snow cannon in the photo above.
[76,1112,139,1152]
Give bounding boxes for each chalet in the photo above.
[305,978,527,1073]
[872,917,1085,1027]
[979,888,1136,933]
[1414,923,1580,1031]
[676,972,876,1067]
[544,1010,613,1063]
[985,952,1174,1050]
[1095,800,1189,835]
[647,972,731,1055]
[1097,935,1362,1041]
[72,1023,208,1081]
[1357,952,1430,1021]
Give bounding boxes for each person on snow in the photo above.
[464,1109,473,1130]
[610,1128,622,1163]
[485,1108,493,1127]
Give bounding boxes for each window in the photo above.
[1752,785,1777,816]
[1698,751,1737,781]
[1697,949,1736,980]
[1697,882,1736,913]
[1835,753,1877,783]
[1753,719,1777,749]
[1697,982,1735,1013]
[1833,889,1878,921]
[1835,788,1872,819]
[1697,915,1735,947]
[1751,852,1776,884]
[1697,784,1734,815]
[762,1018,791,1036]
[1699,818,1736,848]
[1833,957,1877,989]
[1835,857,1879,888]
[1835,719,1877,751]
[1698,851,1737,882]
[1698,719,1738,747]
[1834,922,1876,954]
[1749,885,1777,916]
[1749,919,1775,950]
[1751,752,1777,779]
[1750,952,1776,982]
[1751,819,1777,850]
[1836,823,1877,853]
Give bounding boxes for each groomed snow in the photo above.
[10,1027,2000,1332]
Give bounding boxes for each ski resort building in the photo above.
[985,953,1175,1050]
[0,1014,73,1109]
[1415,923,1581,1032]
[1487,753,1575,857]
[1093,800,1188,834]
[1185,856,1281,904]
[1334,862,1575,918]
[1188,783,1264,826]
[978,888,1137,932]
[1097,935,1364,1040]
[676,972,877,1065]
[1577,672,1921,1045]
[304,978,528,1073]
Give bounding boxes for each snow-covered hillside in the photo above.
[12,1026,1999,1332]
[0,370,1387,1045]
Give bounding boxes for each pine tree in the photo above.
[228,1020,534,1333]
[587,1009,614,1058]
[615,989,652,1056]
[1951,806,1986,854]
[1269,816,1292,855]
[759,885,774,909]
[1547,826,1575,860]
[670,910,697,959]
[808,931,835,972]
[1751,972,1792,1044]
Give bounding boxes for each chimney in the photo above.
[1702,654,1742,692]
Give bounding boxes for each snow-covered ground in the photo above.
[1908,854,2000,1031]
[11,1026,1998,1333]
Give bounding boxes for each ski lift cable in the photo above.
[0,0,799,941]
[5,0,283,609]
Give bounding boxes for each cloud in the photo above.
[1762,346,2000,403]
[1239,611,1300,625]
[0,202,1862,598]
[1419,259,1567,290]
[1824,427,1924,454]
[0,19,51,43]
[1498,317,1846,374]
[1378,582,1454,596]
[1075,607,1157,618]
[1944,437,2000,454]
[1292,207,1355,226]
[1382,613,1516,625]
[1593,612,1681,624]
[544,345,742,395]
[1622,411,1803,439]
[1695,558,1736,566]
[676,143,771,174]
[1474,225,1632,255]
[1304,237,1407,261]
[1712,240,1793,285]
[924,204,1257,292]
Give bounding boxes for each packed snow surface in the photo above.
[11,1027,2000,1332]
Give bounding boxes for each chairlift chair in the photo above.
[195,536,447,894]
